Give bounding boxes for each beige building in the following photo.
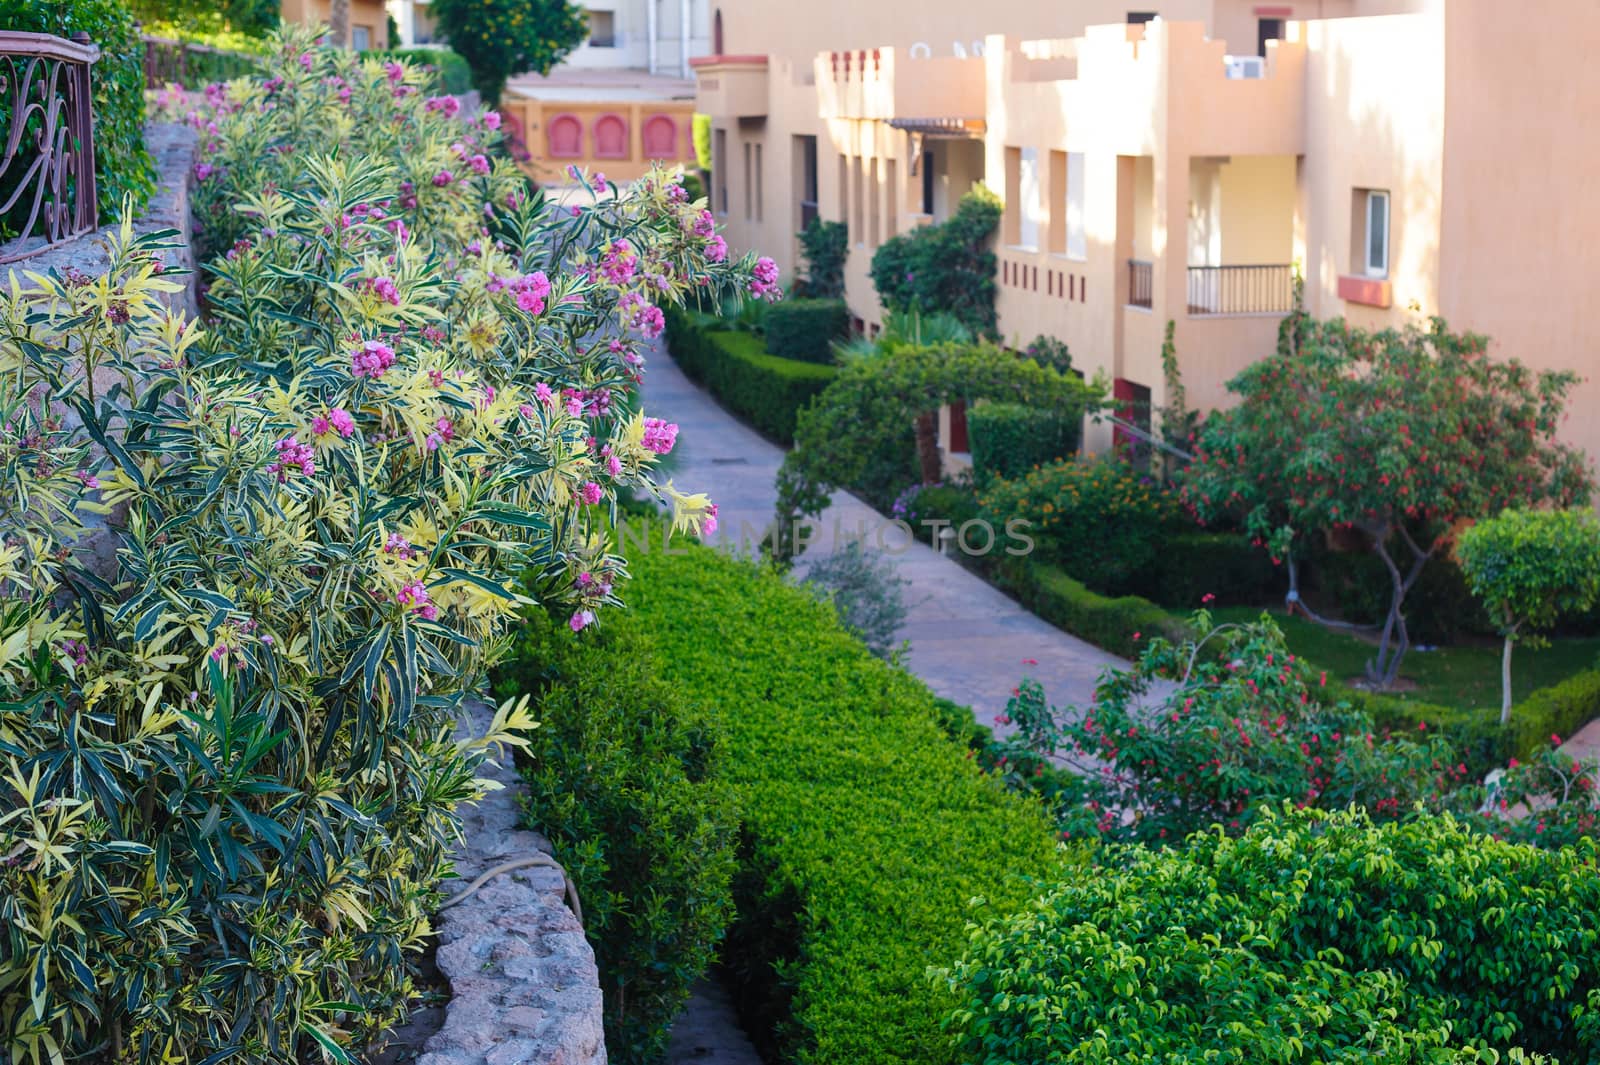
[693,0,1600,461]
[281,0,390,50]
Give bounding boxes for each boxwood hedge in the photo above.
[665,304,836,441]
[579,542,1066,1065]
[762,297,847,363]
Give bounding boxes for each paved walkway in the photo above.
[639,340,1135,735]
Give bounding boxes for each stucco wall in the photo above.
[1218,154,1295,265]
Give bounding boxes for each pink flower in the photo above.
[352,339,397,379]
[193,162,215,182]
[630,303,665,339]
[516,288,545,314]
[535,382,554,405]
[469,153,490,175]
[368,276,401,305]
[749,256,781,299]
[705,234,728,263]
[433,170,455,187]
[606,454,623,476]
[482,110,502,130]
[641,417,679,455]
[579,481,603,505]
[691,209,715,238]
[702,501,719,536]
[267,435,316,481]
[384,61,405,84]
[384,532,414,558]
[397,579,438,621]
[565,396,584,417]
[570,609,596,632]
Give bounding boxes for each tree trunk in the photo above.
[1500,632,1515,726]
[329,0,351,48]
[914,411,941,484]
[1367,529,1431,688]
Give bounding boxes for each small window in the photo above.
[1015,147,1042,249]
[1256,17,1284,58]
[351,25,371,50]
[714,128,728,215]
[1064,151,1086,260]
[920,147,936,215]
[1361,189,1389,278]
[1127,11,1158,24]
[587,10,617,48]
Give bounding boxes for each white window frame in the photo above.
[1065,151,1087,261]
[1364,189,1390,279]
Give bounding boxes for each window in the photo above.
[754,143,764,222]
[1064,151,1086,259]
[1016,147,1042,249]
[587,10,617,47]
[1256,17,1284,58]
[920,147,936,215]
[1127,11,1157,24]
[351,25,371,50]
[851,155,865,244]
[743,142,752,219]
[867,157,880,245]
[796,135,818,229]
[884,159,898,238]
[714,128,728,215]
[1354,188,1390,278]
[713,8,723,53]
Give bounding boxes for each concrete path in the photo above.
[638,339,1134,735]
[664,981,763,1065]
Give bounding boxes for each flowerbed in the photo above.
[516,542,1066,1065]
[0,30,764,1064]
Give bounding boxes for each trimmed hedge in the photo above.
[948,807,1600,1063]
[1137,531,1280,608]
[763,298,846,363]
[493,619,738,1065]
[967,400,1082,484]
[368,47,473,95]
[996,559,1189,660]
[665,304,837,441]
[600,544,1065,1065]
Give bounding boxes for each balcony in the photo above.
[690,54,768,118]
[815,47,984,126]
[1186,264,1294,315]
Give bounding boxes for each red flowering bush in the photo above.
[1000,612,1464,845]
[1471,744,1600,847]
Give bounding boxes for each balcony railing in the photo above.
[0,30,100,262]
[1186,264,1294,315]
[1127,259,1153,309]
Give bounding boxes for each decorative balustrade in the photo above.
[0,30,100,263]
[1186,264,1294,315]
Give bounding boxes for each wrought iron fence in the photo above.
[1186,263,1294,315]
[141,34,259,90]
[1127,258,1153,308]
[0,30,100,263]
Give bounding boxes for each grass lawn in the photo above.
[1208,605,1600,711]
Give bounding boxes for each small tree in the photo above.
[869,185,1001,336]
[431,0,587,104]
[1184,317,1590,688]
[1457,509,1600,724]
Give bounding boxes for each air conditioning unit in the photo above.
[1224,55,1265,79]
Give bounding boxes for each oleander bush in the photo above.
[493,615,738,1065]
[580,544,1065,1065]
[946,807,1598,1064]
[0,29,764,1065]
[367,47,473,95]
[763,298,847,363]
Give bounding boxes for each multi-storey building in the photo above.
[693,0,1600,460]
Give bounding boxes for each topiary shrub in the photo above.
[966,399,1081,484]
[0,0,155,223]
[946,807,1599,1063]
[493,615,738,1065]
[870,185,1002,336]
[979,457,1181,595]
[763,297,846,363]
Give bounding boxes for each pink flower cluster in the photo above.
[689,209,715,238]
[703,501,720,536]
[312,407,356,438]
[425,95,461,117]
[268,435,316,482]
[352,339,397,379]
[426,417,455,452]
[367,276,401,305]
[384,532,415,559]
[491,271,553,314]
[705,234,728,263]
[600,239,638,285]
[397,579,439,620]
[641,417,678,455]
[749,256,780,300]
[579,481,604,505]
[621,293,666,339]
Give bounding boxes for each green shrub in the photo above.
[1137,531,1280,607]
[763,298,847,363]
[889,480,981,544]
[946,807,1599,1063]
[979,457,1181,595]
[368,47,473,94]
[966,399,1081,484]
[796,217,847,298]
[1316,547,1493,644]
[798,538,908,658]
[0,0,154,222]
[607,545,1064,1065]
[0,30,758,1065]
[995,560,1187,659]
[870,185,1002,336]
[692,112,712,172]
[492,617,738,1065]
[664,304,836,441]
[430,0,586,104]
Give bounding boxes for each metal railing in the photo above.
[1127,258,1153,308]
[141,34,259,90]
[1186,263,1294,315]
[0,30,100,263]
